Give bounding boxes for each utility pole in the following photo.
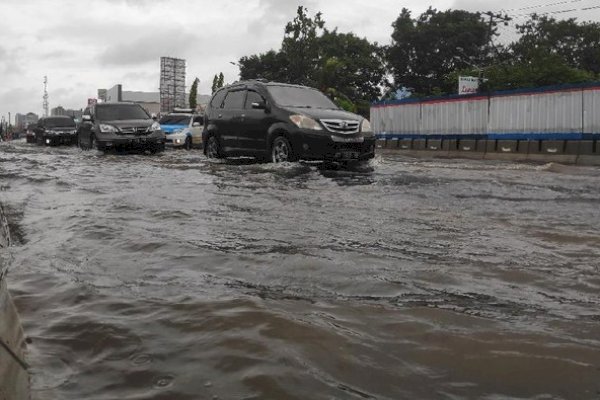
[43,76,49,117]
[482,11,511,52]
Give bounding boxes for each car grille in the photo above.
[119,127,148,135]
[320,119,360,134]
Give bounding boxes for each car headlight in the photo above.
[289,115,322,130]
[99,124,119,133]
[361,119,373,134]
[148,122,161,132]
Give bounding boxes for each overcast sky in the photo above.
[1,0,599,121]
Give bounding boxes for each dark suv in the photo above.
[202,80,375,162]
[34,116,77,146]
[78,102,165,152]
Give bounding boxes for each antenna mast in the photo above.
[43,76,49,117]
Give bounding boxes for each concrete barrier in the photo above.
[517,141,529,155]
[442,139,457,151]
[496,140,518,153]
[377,138,600,166]
[399,139,412,150]
[541,141,565,154]
[0,204,30,400]
[386,139,398,150]
[527,140,541,154]
[412,139,427,150]
[458,139,476,152]
[426,139,442,151]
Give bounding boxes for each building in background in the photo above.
[97,89,107,102]
[51,106,83,120]
[97,84,161,115]
[15,112,39,131]
[160,57,186,113]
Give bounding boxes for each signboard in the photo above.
[87,98,97,106]
[458,76,479,95]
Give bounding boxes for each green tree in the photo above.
[189,77,199,109]
[511,14,600,75]
[239,50,289,81]
[316,29,386,102]
[281,6,324,85]
[237,7,386,106]
[211,73,225,93]
[387,7,495,96]
[211,74,219,93]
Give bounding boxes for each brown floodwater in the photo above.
[1,140,599,399]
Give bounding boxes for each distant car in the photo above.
[34,116,77,146]
[77,102,165,153]
[202,80,375,162]
[159,110,203,149]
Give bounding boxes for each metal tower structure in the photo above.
[159,57,186,113]
[43,76,49,117]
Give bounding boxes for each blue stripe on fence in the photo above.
[376,132,600,140]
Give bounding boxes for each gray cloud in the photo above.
[0,87,39,116]
[97,29,199,66]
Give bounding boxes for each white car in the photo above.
[159,112,203,149]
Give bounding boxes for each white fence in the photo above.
[371,83,600,140]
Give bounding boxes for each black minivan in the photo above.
[202,80,375,162]
[78,102,165,152]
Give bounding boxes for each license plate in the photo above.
[341,152,359,159]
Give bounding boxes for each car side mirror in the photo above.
[251,101,269,112]
[151,113,158,120]
[192,122,202,127]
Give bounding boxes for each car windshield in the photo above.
[45,117,75,128]
[159,115,190,125]
[96,104,150,121]
[267,86,338,109]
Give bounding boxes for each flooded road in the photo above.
[1,140,600,399]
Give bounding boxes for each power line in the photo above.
[497,0,585,13]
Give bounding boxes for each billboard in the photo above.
[160,57,186,113]
[458,76,479,95]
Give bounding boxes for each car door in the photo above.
[220,89,247,153]
[240,90,271,153]
[190,115,203,146]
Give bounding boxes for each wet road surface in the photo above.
[1,140,600,399]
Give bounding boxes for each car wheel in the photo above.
[205,135,221,159]
[271,136,296,163]
[185,136,192,150]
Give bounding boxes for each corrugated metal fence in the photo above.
[371,82,600,140]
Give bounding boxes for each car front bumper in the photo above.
[165,132,186,147]
[43,134,77,146]
[96,131,166,150]
[290,130,376,161]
